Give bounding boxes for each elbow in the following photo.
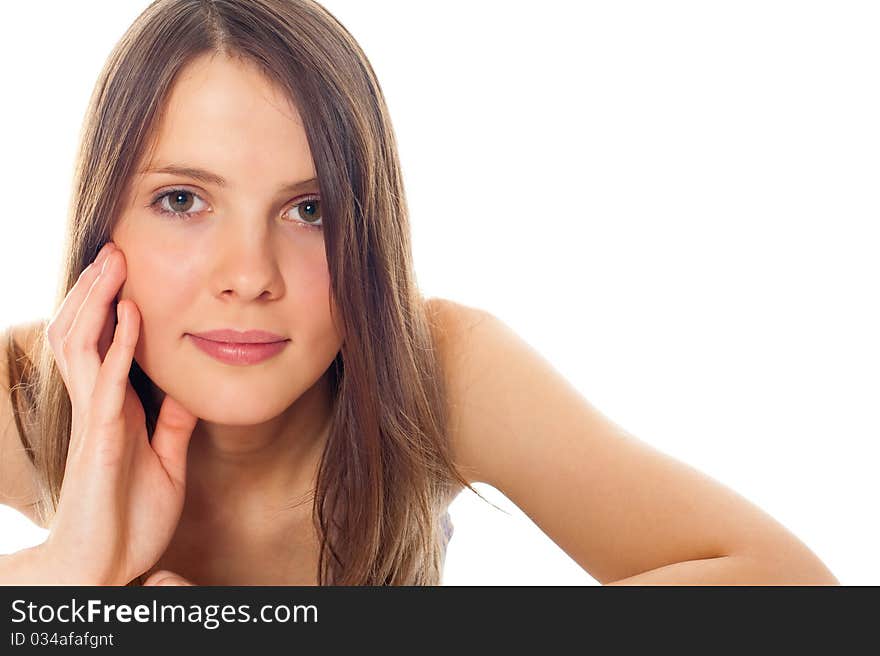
[726,546,840,585]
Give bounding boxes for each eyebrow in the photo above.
[138,164,318,193]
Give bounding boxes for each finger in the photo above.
[46,242,115,349]
[64,249,126,403]
[96,298,118,363]
[150,394,199,491]
[92,299,140,424]
[143,570,196,586]
[45,243,115,384]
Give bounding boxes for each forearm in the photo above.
[604,554,840,585]
[0,542,102,585]
[0,543,57,585]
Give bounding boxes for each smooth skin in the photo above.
[42,242,199,586]
[0,53,838,585]
[0,290,841,585]
[112,52,340,585]
[432,302,839,584]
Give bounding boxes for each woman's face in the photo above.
[111,53,342,425]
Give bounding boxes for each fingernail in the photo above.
[102,241,119,261]
[94,244,110,265]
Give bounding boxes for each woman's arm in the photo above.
[428,298,838,585]
[0,543,90,585]
[0,545,46,584]
[605,554,838,585]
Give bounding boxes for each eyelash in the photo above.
[148,188,323,230]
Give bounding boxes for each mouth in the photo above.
[187,329,289,344]
[185,333,290,366]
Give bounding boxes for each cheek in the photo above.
[294,248,331,299]
[116,242,200,358]
[120,246,199,309]
[285,247,339,341]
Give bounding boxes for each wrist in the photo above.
[35,539,118,586]
[1,543,72,585]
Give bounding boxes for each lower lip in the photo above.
[186,334,289,365]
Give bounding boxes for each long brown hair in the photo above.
[5,0,488,585]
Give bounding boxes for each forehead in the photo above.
[137,53,314,183]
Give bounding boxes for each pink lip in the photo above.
[186,334,289,366]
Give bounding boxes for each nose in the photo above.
[213,226,284,301]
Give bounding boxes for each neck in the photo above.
[158,371,334,525]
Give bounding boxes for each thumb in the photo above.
[143,570,196,586]
[150,393,199,490]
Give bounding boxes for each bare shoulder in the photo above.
[0,319,47,527]
[422,296,492,360]
[421,296,502,485]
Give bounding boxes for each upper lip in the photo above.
[188,329,289,344]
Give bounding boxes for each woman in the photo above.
[0,0,838,586]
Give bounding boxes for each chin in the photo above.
[181,392,298,426]
[139,369,298,426]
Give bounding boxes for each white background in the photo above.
[1,1,878,585]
